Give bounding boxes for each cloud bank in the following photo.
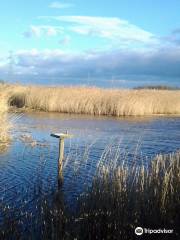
[0,45,180,87]
[2,14,180,87]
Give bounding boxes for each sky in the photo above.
[0,0,180,87]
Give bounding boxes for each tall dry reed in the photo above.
[1,151,179,239]
[74,152,180,239]
[0,84,11,151]
[3,84,180,116]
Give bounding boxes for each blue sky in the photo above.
[0,0,180,87]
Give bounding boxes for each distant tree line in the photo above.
[134,85,180,90]
[0,79,5,84]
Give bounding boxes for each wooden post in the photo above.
[51,132,73,187]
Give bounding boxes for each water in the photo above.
[0,112,180,208]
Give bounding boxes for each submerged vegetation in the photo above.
[1,151,180,239]
[0,83,180,116]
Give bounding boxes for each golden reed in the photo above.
[2,83,180,116]
[0,84,11,150]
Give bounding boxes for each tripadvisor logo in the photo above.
[135,227,143,235]
[135,227,174,235]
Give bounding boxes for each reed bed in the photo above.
[0,84,11,151]
[1,151,179,239]
[1,84,180,116]
[75,153,180,239]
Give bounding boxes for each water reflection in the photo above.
[0,113,180,207]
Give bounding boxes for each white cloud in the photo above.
[40,16,157,46]
[1,47,180,84]
[23,25,64,38]
[23,26,41,38]
[49,1,74,9]
[47,27,58,36]
[59,35,71,46]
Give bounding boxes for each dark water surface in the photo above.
[0,113,180,208]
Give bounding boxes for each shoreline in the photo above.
[9,106,180,118]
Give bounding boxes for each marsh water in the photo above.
[0,112,180,208]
